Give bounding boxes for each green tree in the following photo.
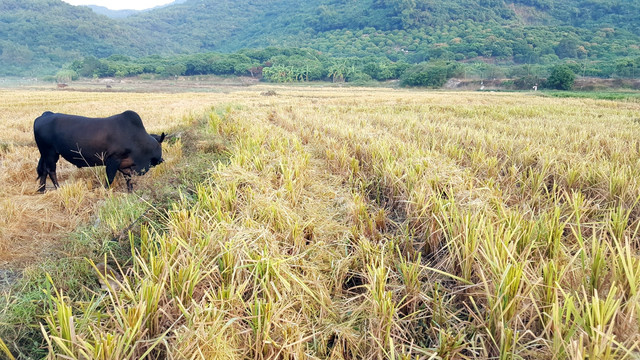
[162,63,186,77]
[328,61,352,82]
[400,61,462,87]
[614,58,638,78]
[70,56,108,77]
[263,65,295,82]
[0,43,34,65]
[546,64,576,90]
[555,38,579,59]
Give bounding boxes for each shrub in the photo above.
[54,70,77,83]
[546,64,576,90]
[400,61,463,88]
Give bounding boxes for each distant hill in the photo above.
[86,0,187,18]
[120,0,640,68]
[1,0,639,76]
[86,5,139,18]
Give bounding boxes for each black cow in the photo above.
[34,110,165,192]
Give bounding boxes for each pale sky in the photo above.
[62,0,175,10]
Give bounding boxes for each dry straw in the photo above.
[1,87,640,358]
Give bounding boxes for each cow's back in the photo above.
[119,110,146,131]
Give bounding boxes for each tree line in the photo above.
[54,47,640,90]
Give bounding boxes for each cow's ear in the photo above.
[150,133,165,143]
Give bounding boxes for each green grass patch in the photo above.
[540,90,640,101]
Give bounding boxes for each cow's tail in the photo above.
[36,157,46,180]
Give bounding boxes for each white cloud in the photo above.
[62,0,175,10]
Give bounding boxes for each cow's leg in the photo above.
[47,154,60,189]
[48,169,59,190]
[104,158,120,188]
[37,152,59,192]
[36,157,47,193]
[49,171,60,189]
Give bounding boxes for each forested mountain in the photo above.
[1,0,639,76]
[0,0,169,75]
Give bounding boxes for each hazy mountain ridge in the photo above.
[0,0,152,75]
[86,5,139,18]
[86,0,188,18]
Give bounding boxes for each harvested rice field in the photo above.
[1,85,640,359]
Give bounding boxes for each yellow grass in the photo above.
[0,89,234,268]
[1,85,640,358]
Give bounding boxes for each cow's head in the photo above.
[133,132,165,175]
